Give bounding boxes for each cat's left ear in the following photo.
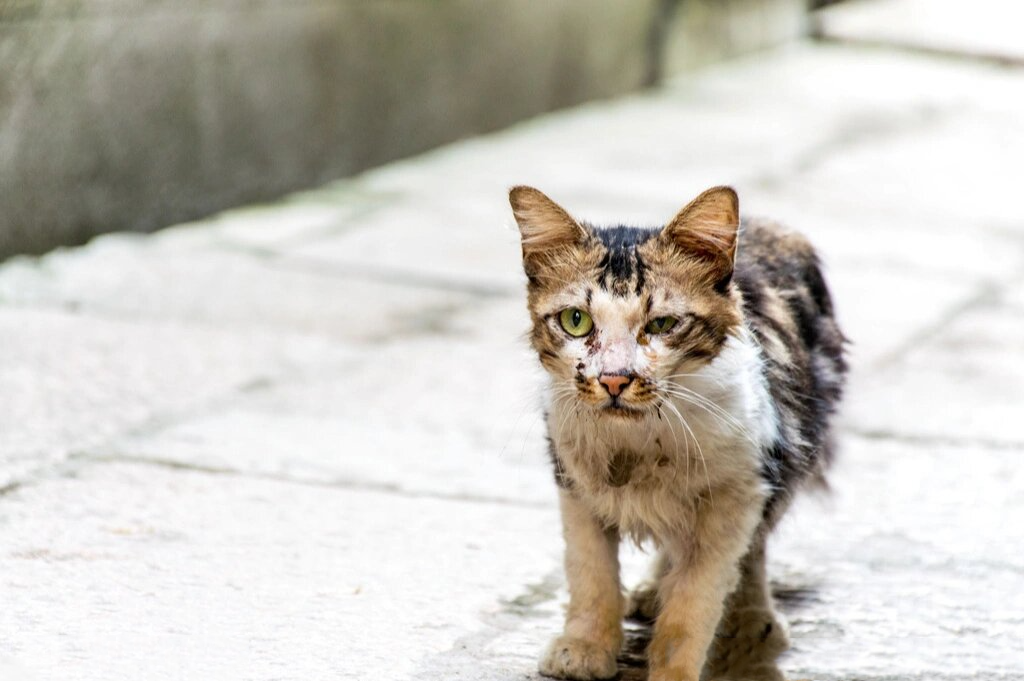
[662,186,739,290]
[509,186,588,275]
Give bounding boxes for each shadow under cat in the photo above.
[616,580,821,681]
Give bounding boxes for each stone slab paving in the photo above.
[2,43,1024,680]
[816,0,1024,64]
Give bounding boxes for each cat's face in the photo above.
[510,186,743,419]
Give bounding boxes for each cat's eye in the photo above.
[559,308,594,337]
[645,316,678,334]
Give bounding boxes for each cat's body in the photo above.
[510,186,846,681]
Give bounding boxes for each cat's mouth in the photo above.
[600,400,647,419]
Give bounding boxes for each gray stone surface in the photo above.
[2,40,1024,681]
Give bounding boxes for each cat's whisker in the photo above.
[552,393,577,446]
[662,382,742,421]
[660,387,740,428]
[497,397,538,461]
[512,184,847,679]
[655,399,683,486]
[668,400,759,452]
[662,398,714,506]
[660,373,729,389]
[659,395,692,488]
[659,383,758,446]
[658,398,686,486]
[498,382,565,461]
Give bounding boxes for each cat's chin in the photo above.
[598,403,648,420]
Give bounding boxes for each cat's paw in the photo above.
[623,583,659,622]
[538,636,618,680]
[707,612,790,681]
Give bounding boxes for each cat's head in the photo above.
[510,185,743,419]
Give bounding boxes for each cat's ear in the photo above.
[662,186,739,290]
[509,186,587,270]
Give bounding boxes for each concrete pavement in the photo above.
[2,40,1023,680]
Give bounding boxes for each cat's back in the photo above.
[734,216,842,349]
[733,217,847,520]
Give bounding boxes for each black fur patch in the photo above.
[546,432,570,489]
[734,218,848,525]
[594,225,658,296]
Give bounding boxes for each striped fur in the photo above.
[510,186,846,681]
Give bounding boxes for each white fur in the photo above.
[547,328,779,544]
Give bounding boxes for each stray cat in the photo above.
[509,186,846,681]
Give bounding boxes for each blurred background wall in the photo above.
[0,0,804,260]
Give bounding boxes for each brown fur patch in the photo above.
[663,186,739,290]
[512,185,846,681]
[607,451,639,487]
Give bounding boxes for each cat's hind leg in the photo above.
[624,549,669,622]
[705,536,789,681]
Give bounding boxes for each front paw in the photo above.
[539,635,618,680]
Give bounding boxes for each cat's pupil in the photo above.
[572,310,582,326]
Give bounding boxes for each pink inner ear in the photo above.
[509,186,586,255]
[663,187,739,267]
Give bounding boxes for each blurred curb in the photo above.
[0,0,805,260]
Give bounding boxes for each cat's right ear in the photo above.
[509,186,587,273]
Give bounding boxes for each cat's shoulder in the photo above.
[736,217,819,272]
[734,217,831,306]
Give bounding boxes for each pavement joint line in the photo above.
[0,292,480,348]
[811,31,1024,69]
[69,452,557,510]
[0,481,23,497]
[212,241,522,299]
[0,296,342,341]
[841,427,1024,452]
[0,345,357,493]
[865,277,1005,372]
[415,567,565,678]
[222,192,408,253]
[751,101,958,191]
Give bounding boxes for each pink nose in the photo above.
[599,374,632,396]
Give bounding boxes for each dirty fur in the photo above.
[509,185,847,681]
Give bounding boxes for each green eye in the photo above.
[645,316,678,334]
[559,308,594,337]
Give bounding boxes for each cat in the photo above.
[508,185,846,681]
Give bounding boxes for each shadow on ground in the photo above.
[615,581,820,680]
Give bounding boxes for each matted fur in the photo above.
[510,185,846,681]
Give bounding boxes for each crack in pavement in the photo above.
[217,242,521,300]
[749,100,960,192]
[414,567,564,680]
[0,481,23,497]
[68,452,556,510]
[841,426,1024,452]
[811,29,1024,69]
[866,278,1004,372]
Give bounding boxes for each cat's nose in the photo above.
[599,374,633,396]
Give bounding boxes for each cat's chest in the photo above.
[557,412,753,489]
[549,402,765,539]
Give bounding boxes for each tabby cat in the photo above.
[509,186,846,681]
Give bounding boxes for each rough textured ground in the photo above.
[2,36,1023,681]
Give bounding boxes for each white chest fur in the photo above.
[547,331,779,543]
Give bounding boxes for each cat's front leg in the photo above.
[648,488,763,681]
[540,488,622,680]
